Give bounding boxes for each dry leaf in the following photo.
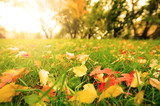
[149,78,160,90]
[39,69,49,86]
[16,51,30,58]
[76,54,89,64]
[69,83,97,104]
[34,60,41,68]
[153,72,160,78]
[131,71,143,87]
[0,83,27,103]
[134,90,144,105]
[99,84,123,102]
[136,57,147,64]
[39,85,55,102]
[66,52,75,60]
[73,64,87,77]
[149,59,158,68]
[8,47,19,52]
[0,68,25,88]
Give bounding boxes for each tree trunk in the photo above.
[70,33,73,38]
[113,28,119,38]
[88,33,92,39]
[88,28,92,39]
[132,22,138,39]
[73,32,76,39]
[41,25,49,39]
[141,21,150,39]
[152,26,160,39]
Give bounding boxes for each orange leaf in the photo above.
[90,66,120,76]
[0,68,25,88]
[34,60,41,68]
[39,85,55,102]
[66,52,75,60]
[0,83,27,103]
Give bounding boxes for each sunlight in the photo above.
[90,0,99,6]
[0,0,61,38]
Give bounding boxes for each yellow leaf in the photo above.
[69,83,97,104]
[134,90,144,105]
[0,83,27,103]
[34,60,41,68]
[149,78,160,90]
[39,69,49,86]
[73,64,87,77]
[140,72,149,82]
[131,71,143,87]
[99,84,123,102]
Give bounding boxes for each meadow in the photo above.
[0,39,160,105]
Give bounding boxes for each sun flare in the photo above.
[0,0,61,38]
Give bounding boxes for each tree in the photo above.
[0,26,6,38]
[103,0,129,38]
[54,0,86,38]
[140,0,159,39]
[83,0,105,39]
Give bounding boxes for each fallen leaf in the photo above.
[0,68,25,88]
[44,45,51,48]
[74,47,80,52]
[55,54,65,62]
[39,69,49,86]
[34,60,41,68]
[8,47,19,52]
[149,78,160,90]
[140,72,149,81]
[39,85,55,102]
[99,84,123,102]
[69,83,97,104]
[121,71,135,86]
[0,83,27,103]
[90,66,120,76]
[66,52,75,60]
[76,53,89,64]
[65,86,72,99]
[90,66,101,76]
[136,57,147,64]
[98,76,122,92]
[153,72,160,78]
[134,90,144,105]
[131,71,143,87]
[73,64,87,77]
[149,59,158,68]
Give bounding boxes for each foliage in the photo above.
[0,39,160,105]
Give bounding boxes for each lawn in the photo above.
[0,39,160,105]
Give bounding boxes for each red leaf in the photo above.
[99,76,120,92]
[121,71,135,86]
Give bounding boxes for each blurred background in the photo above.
[0,0,159,39]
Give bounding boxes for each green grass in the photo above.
[0,39,160,105]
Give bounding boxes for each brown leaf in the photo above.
[149,78,160,90]
[134,90,144,105]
